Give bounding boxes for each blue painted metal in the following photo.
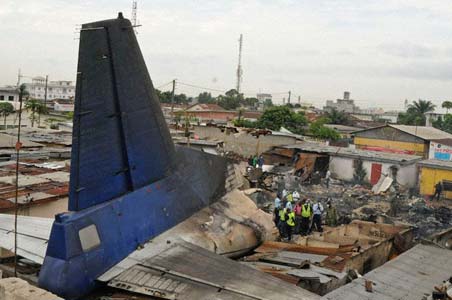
[38,14,229,299]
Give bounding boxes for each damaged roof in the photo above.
[283,142,423,164]
[322,244,452,300]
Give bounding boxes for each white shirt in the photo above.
[313,202,324,215]
[325,171,331,179]
[292,191,300,200]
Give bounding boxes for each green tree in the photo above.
[398,99,436,126]
[25,99,47,127]
[325,108,350,125]
[242,97,258,108]
[198,92,214,104]
[442,101,452,113]
[309,117,341,140]
[353,159,367,185]
[263,99,273,108]
[433,114,452,133]
[257,106,307,134]
[0,102,14,129]
[217,89,242,110]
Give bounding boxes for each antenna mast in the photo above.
[131,1,138,34]
[236,34,243,93]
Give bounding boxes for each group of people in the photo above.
[274,190,338,242]
[248,155,264,169]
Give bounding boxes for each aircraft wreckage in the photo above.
[0,13,318,300]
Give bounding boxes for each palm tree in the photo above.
[442,101,452,114]
[408,99,436,115]
[25,99,47,127]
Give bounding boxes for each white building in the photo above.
[0,86,20,110]
[425,112,445,127]
[256,93,272,110]
[324,91,360,113]
[24,77,75,101]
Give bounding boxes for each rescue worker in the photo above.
[325,200,338,227]
[293,200,303,234]
[274,194,281,227]
[300,199,312,236]
[292,190,300,202]
[285,208,296,241]
[252,155,258,168]
[278,207,287,238]
[312,201,324,232]
[325,170,331,188]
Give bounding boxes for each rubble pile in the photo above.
[256,172,452,239]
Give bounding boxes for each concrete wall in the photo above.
[194,126,297,157]
[419,166,452,198]
[329,156,418,188]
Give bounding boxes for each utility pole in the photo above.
[170,79,176,119]
[298,96,301,105]
[288,91,291,104]
[131,1,138,34]
[236,34,243,93]
[44,75,48,108]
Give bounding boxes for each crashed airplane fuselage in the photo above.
[38,13,230,299]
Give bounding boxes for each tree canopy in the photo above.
[325,108,351,125]
[442,101,452,113]
[155,89,191,105]
[398,99,435,126]
[257,106,307,134]
[197,92,215,104]
[309,117,341,140]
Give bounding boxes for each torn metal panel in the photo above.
[109,241,320,300]
[322,244,452,300]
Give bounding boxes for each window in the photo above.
[63,88,67,93]
[0,96,4,100]
[79,224,101,252]
[8,96,14,101]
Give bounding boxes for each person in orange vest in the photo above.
[300,199,312,236]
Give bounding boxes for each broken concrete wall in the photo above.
[329,156,418,188]
[194,126,297,157]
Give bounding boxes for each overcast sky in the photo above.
[2,0,452,110]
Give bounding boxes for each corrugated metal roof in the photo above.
[418,159,452,170]
[282,143,422,164]
[322,244,452,300]
[353,125,452,141]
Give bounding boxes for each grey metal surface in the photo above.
[0,214,52,264]
[106,240,320,300]
[322,244,452,300]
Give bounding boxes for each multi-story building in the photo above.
[24,76,75,101]
[324,91,360,113]
[0,86,20,109]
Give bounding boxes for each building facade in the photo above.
[0,86,21,110]
[24,77,75,100]
[324,91,360,113]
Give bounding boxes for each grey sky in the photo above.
[2,0,452,110]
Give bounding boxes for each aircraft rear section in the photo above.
[38,14,231,299]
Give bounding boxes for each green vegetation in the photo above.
[0,102,14,129]
[442,101,452,113]
[325,108,351,125]
[353,159,367,184]
[309,118,341,140]
[25,99,47,127]
[197,92,215,104]
[258,106,307,134]
[433,114,452,134]
[398,99,435,126]
[155,89,192,105]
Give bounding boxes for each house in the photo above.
[353,124,452,158]
[183,104,263,125]
[186,103,225,112]
[280,142,422,188]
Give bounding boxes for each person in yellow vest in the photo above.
[300,199,312,236]
[278,207,287,239]
[285,208,296,241]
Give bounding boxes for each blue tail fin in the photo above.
[69,14,175,211]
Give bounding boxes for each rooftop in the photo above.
[283,142,423,164]
[187,103,226,111]
[418,158,452,170]
[322,244,452,300]
[354,124,452,141]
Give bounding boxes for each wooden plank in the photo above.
[255,241,354,256]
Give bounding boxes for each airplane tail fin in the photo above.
[69,13,175,211]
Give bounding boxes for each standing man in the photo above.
[278,207,287,239]
[432,182,443,201]
[300,199,312,236]
[274,194,281,227]
[252,155,258,168]
[325,200,338,227]
[257,155,264,169]
[293,200,303,234]
[285,208,296,241]
[312,201,324,232]
[325,170,331,188]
